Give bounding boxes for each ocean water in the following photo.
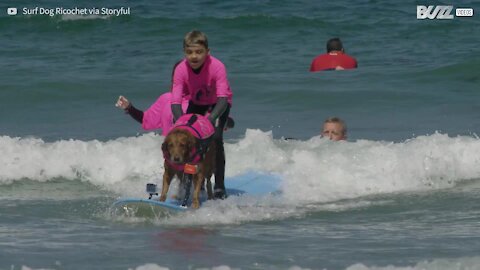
[1,0,480,269]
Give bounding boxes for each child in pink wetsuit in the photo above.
[137,93,187,136]
[115,93,234,135]
[115,92,186,135]
[171,30,233,199]
[116,60,233,136]
[171,57,232,106]
[142,93,184,136]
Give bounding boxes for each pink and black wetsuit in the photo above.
[124,92,234,135]
[171,55,232,106]
[171,55,233,198]
[125,92,188,136]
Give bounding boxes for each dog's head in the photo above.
[162,128,197,165]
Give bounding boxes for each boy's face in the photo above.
[322,122,346,141]
[184,44,209,70]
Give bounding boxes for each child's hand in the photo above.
[115,95,130,110]
[207,115,217,127]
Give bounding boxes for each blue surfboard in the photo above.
[111,172,281,217]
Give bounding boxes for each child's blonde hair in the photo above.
[183,30,209,49]
[324,117,347,135]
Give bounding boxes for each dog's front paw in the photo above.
[159,195,167,202]
[191,200,200,209]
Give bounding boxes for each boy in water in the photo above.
[322,117,347,141]
[171,30,233,199]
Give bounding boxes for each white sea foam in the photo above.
[13,256,480,270]
[279,132,480,204]
[2,130,480,223]
[128,265,238,270]
[123,256,480,270]
[156,194,301,226]
[0,134,164,191]
[345,256,480,270]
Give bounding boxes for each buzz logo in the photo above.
[417,5,454,19]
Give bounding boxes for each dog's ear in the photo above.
[161,142,167,152]
[162,137,169,152]
[187,133,197,150]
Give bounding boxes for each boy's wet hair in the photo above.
[324,117,347,134]
[326,38,343,53]
[183,30,209,49]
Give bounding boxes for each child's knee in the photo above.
[213,134,223,145]
[213,131,223,141]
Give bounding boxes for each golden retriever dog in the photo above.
[160,128,216,209]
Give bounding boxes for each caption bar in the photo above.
[7,7,131,17]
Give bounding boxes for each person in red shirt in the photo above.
[310,38,358,72]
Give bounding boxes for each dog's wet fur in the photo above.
[160,128,215,209]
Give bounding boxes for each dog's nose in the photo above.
[173,156,181,162]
